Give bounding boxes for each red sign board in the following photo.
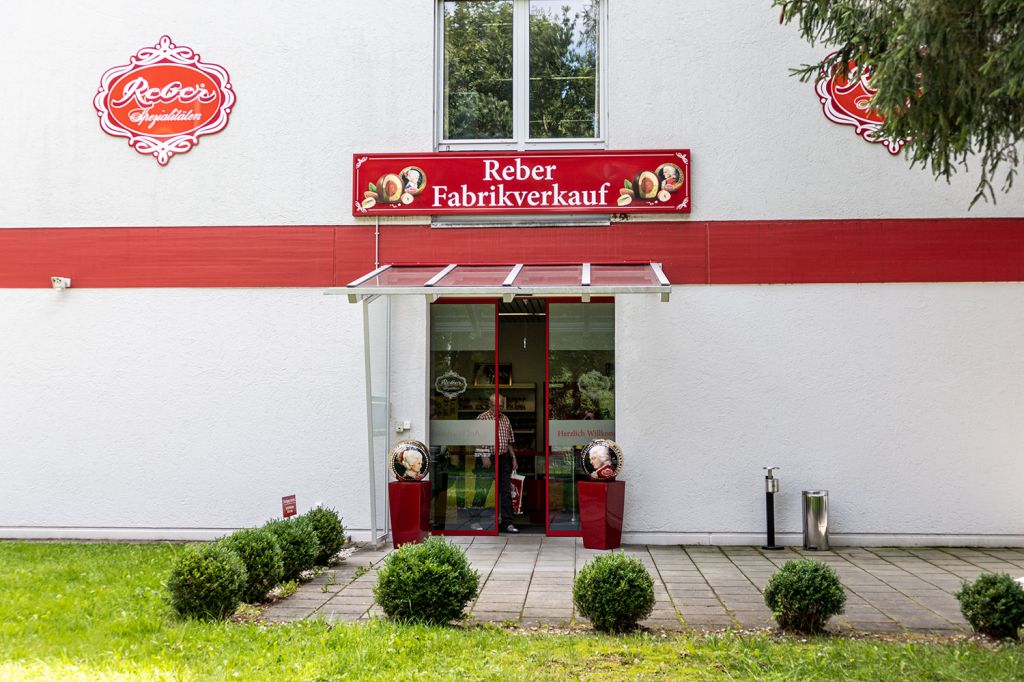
[282,495,297,518]
[352,150,690,217]
[94,36,235,165]
[816,54,905,155]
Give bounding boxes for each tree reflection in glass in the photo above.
[443,1,514,140]
[529,0,599,138]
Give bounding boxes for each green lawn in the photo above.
[0,542,1021,681]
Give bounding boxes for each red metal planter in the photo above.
[578,480,625,550]
[388,480,430,548]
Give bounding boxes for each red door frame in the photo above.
[429,295,614,538]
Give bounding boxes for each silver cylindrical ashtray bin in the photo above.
[801,490,830,550]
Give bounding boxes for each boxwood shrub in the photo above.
[373,538,479,624]
[956,573,1024,639]
[221,527,284,603]
[166,542,247,620]
[572,552,656,633]
[763,559,846,633]
[263,517,319,581]
[304,506,345,565]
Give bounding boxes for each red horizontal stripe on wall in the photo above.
[706,218,1024,284]
[0,226,371,288]
[0,219,1022,288]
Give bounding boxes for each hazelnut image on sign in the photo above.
[376,174,403,203]
[657,189,672,202]
[633,171,659,200]
[400,192,414,205]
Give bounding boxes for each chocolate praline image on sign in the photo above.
[389,440,430,482]
[580,439,623,481]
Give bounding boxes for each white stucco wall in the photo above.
[0,289,372,540]
[1,0,1021,228]
[2,286,1022,544]
[618,283,1024,545]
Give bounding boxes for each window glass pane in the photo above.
[529,0,599,139]
[443,1,514,140]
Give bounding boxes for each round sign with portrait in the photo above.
[389,440,431,482]
[399,166,427,196]
[580,439,623,481]
[655,163,684,193]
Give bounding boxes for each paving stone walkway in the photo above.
[262,538,1024,634]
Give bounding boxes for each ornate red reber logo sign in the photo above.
[816,53,906,155]
[94,36,235,165]
[352,150,691,217]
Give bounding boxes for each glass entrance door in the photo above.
[428,302,499,534]
[496,299,547,533]
[546,302,615,534]
[429,298,614,536]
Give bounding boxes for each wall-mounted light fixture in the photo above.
[50,276,71,290]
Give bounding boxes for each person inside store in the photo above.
[470,394,518,533]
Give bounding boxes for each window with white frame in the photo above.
[438,0,604,150]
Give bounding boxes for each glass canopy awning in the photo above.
[326,263,671,303]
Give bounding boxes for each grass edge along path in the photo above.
[0,541,1022,680]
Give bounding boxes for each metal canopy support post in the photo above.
[381,298,391,540]
[361,298,377,544]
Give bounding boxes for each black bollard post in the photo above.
[762,466,783,550]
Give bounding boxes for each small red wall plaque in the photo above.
[282,495,297,518]
[815,53,905,155]
[94,35,235,165]
[352,150,690,217]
